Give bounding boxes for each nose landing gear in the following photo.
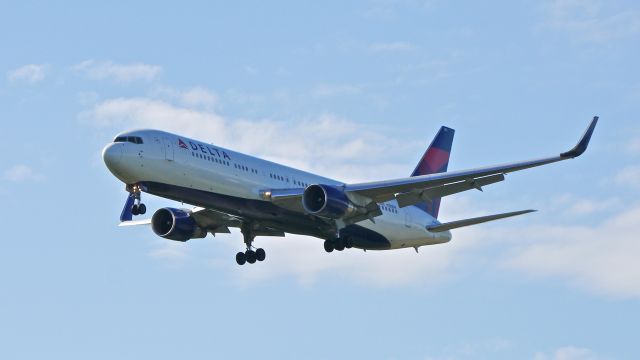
[130,185,146,216]
[121,184,147,221]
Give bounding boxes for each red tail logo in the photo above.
[178,139,188,149]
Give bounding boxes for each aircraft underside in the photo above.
[141,181,393,250]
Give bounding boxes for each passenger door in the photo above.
[163,137,174,161]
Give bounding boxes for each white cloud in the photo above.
[313,83,363,97]
[558,195,621,216]
[73,60,161,83]
[180,87,218,108]
[3,164,44,182]
[504,204,640,298]
[615,164,640,188]
[533,346,603,360]
[369,41,415,52]
[544,0,640,42]
[7,64,49,83]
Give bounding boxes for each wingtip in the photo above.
[560,116,599,159]
[517,209,537,215]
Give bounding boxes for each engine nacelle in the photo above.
[302,184,356,219]
[151,208,207,242]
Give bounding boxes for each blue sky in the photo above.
[2,0,640,359]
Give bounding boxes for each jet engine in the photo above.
[302,184,357,219]
[151,208,207,241]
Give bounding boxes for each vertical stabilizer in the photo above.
[411,126,455,218]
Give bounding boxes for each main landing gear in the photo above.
[323,237,352,253]
[236,223,266,266]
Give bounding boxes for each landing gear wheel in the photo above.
[132,204,139,216]
[236,252,246,265]
[138,203,146,215]
[246,250,257,264]
[334,238,345,251]
[256,248,266,262]
[344,237,353,249]
[324,240,334,253]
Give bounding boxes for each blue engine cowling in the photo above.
[302,184,356,219]
[151,208,207,242]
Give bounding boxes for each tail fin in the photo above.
[411,126,455,219]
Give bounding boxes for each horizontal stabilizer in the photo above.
[427,209,536,232]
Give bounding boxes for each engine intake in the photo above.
[151,208,207,242]
[302,184,356,219]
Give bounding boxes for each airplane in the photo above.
[102,116,598,265]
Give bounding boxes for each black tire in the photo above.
[256,248,266,262]
[138,203,147,215]
[236,252,246,265]
[323,240,334,253]
[246,250,257,264]
[335,241,345,251]
[344,236,353,249]
[131,204,139,216]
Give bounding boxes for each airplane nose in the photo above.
[102,143,123,170]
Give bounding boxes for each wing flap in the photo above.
[427,209,536,232]
[395,173,505,208]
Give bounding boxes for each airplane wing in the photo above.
[345,117,598,204]
[263,117,598,219]
[119,207,285,237]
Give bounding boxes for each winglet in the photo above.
[560,116,599,159]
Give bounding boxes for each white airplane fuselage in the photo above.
[103,129,452,250]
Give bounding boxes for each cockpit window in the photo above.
[114,136,143,144]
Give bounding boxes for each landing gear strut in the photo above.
[236,223,266,265]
